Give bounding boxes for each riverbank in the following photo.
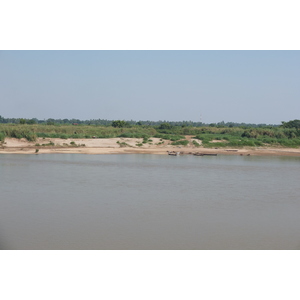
[1,137,300,156]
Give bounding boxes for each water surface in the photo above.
[1,154,300,249]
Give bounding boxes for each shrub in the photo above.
[41,141,55,146]
[117,141,131,147]
[0,132,5,142]
[278,138,300,147]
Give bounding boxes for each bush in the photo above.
[41,141,55,146]
[0,132,5,142]
[117,141,131,147]
[278,138,300,147]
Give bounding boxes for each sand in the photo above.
[1,136,300,156]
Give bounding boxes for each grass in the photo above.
[192,130,300,148]
[34,140,85,148]
[0,132,5,142]
[69,141,85,147]
[116,141,131,147]
[34,141,55,147]
[40,141,55,146]
[171,140,189,146]
[118,132,151,139]
[154,133,185,141]
[1,123,300,148]
[0,124,157,140]
[194,134,264,148]
[192,140,201,147]
[276,138,300,147]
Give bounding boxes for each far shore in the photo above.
[1,137,300,157]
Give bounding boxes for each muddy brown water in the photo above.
[1,153,300,249]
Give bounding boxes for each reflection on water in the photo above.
[1,154,300,249]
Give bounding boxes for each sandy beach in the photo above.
[1,136,300,156]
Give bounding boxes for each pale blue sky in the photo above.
[1,51,299,124]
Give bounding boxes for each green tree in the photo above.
[111,120,129,128]
[281,120,300,129]
[47,119,55,125]
[159,122,172,130]
[26,118,37,124]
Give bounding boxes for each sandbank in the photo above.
[1,137,300,157]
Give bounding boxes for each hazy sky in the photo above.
[1,51,299,124]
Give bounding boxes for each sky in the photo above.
[1,50,299,125]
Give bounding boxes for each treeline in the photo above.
[0,116,112,126]
[0,115,278,128]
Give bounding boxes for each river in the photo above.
[0,153,299,249]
